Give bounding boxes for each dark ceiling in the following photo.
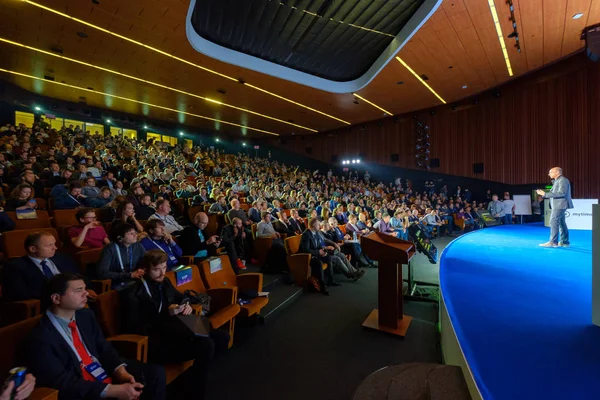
[190,0,425,82]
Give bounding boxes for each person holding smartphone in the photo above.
[4,183,37,211]
[122,250,214,400]
[0,372,35,400]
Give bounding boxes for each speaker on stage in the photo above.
[476,209,500,227]
[407,224,438,264]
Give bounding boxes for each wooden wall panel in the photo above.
[270,52,600,198]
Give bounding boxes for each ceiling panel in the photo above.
[0,0,596,137]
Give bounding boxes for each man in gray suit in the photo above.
[537,167,574,247]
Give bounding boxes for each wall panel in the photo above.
[270,53,600,198]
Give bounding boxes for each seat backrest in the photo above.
[199,256,237,289]
[3,228,60,259]
[6,211,52,230]
[339,224,347,235]
[251,223,257,239]
[35,198,47,210]
[0,315,42,376]
[240,204,250,212]
[92,290,121,338]
[205,214,218,237]
[76,248,103,276]
[188,206,203,222]
[165,267,207,294]
[285,235,301,255]
[52,209,79,229]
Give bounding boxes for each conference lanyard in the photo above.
[46,311,96,365]
[141,278,163,313]
[115,244,133,271]
[149,239,178,263]
[68,194,81,204]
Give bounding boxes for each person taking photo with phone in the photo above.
[122,250,214,400]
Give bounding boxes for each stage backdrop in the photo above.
[544,199,598,230]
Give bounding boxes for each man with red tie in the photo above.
[26,273,166,400]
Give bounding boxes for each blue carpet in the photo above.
[440,224,600,400]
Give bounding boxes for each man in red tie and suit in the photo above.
[25,273,166,400]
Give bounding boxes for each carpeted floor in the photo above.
[441,223,600,400]
[203,266,442,400]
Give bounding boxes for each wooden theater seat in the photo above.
[0,316,59,399]
[199,256,268,318]
[2,228,60,259]
[0,289,40,327]
[52,209,79,229]
[284,235,328,288]
[92,290,193,385]
[6,210,52,230]
[76,248,111,294]
[165,268,240,348]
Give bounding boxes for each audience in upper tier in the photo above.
[0,119,525,399]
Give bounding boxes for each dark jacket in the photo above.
[96,242,146,287]
[54,193,84,210]
[299,230,334,258]
[248,207,261,223]
[178,226,213,257]
[1,253,78,301]
[273,220,296,237]
[220,224,243,245]
[288,217,306,234]
[26,308,124,400]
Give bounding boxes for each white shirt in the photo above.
[28,256,60,276]
[148,213,183,234]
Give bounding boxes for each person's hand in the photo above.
[391,232,398,237]
[168,303,186,316]
[241,231,246,239]
[163,232,173,243]
[334,244,341,251]
[1,373,36,400]
[130,269,145,279]
[181,303,193,316]
[85,221,100,230]
[105,382,143,400]
[325,245,335,251]
[79,194,87,199]
[319,249,327,257]
[207,235,219,245]
[536,189,545,196]
[113,366,136,384]
[25,202,36,209]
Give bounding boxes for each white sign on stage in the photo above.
[544,199,598,230]
[513,195,532,215]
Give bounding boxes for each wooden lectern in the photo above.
[360,231,416,337]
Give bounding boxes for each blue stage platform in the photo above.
[440,224,600,400]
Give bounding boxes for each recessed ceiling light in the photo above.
[34,106,41,111]
[77,31,88,39]
[106,119,111,124]
[573,13,584,19]
[143,125,148,129]
[179,132,184,136]
[462,85,467,89]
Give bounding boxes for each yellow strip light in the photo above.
[487,0,513,76]
[395,57,446,104]
[352,93,393,116]
[0,37,317,133]
[22,0,350,125]
[0,68,279,136]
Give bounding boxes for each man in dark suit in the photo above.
[1,232,80,301]
[299,218,339,296]
[54,181,85,210]
[220,217,248,273]
[26,273,166,400]
[273,212,297,237]
[537,166,574,247]
[288,209,306,235]
[179,212,221,262]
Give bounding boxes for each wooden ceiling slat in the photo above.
[561,0,591,57]
[517,0,545,70]
[543,0,568,64]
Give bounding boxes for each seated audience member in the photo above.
[49,169,71,187]
[487,193,505,223]
[248,200,262,223]
[81,176,101,198]
[373,213,398,236]
[140,219,183,271]
[390,210,408,240]
[288,209,306,234]
[4,183,37,211]
[96,223,146,289]
[179,212,221,262]
[270,200,283,219]
[319,221,366,282]
[148,199,184,235]
[326,217,374,268]
[43,161,61,180]
[0,371,35,400]
[334,206,348,225]
[125,183,144,210]
[68,208,110,249]
[54,181,86,209]
[27,273,166,400]
[84,186,113,208]
[273,211,297,237]
[256,212,280,239]
[20,169,45,198]
[220,217,248,273]
[421,208,445,237]
[1,232,80,302]
[299,218,340,295]
[255,212,288,272]
[356,212,372,231]
[136,193,157,220]
[121,251,213,400]
[227,199,252,228]
[457,207,476,231]
[208,195,227,215]
[112,180,127,197]
[97,171,116,191]
[115,201,145,233]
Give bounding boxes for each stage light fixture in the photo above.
[507,31,517,39]
[395,57,446,104]
[0,68,278,136]
[462,85,467,89]
[20,1,350,126]
[356,159,361,163]
[179,132,184,136]
[487,0,513,76]
[573,13,584,20]
[215,138,220,142]
[143,125,148,129]
[242,142,246,147]
[34,106,41,111]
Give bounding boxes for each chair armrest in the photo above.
[29,387,59,400]
[0,299,41,325]
[90,279,111,294]
[207,287,238,312]
[208,304,241,329]
[191,304,203,315]
[216,247,226,256]
[287,253,311,287]
[107,334,148,363]
[236,273,264,292]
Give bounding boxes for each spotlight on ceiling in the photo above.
[351,160,356,164]
[356,159,361,163]
[143,125,148,129]
[507,31,518,39]
[106,119,111,124]
[215,138,220,142]
[462,85,468,89]
[179,132,184,136]
[573,13,584,19]
[242,142,246,147]
[34,106,41,111]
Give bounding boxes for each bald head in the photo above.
[194,212,209,229]
[549,167,563,180]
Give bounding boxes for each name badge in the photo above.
[168,254,178,264]
[85,361,109,382]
